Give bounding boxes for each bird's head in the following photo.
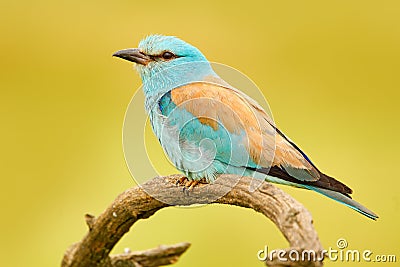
[113,35,215,95]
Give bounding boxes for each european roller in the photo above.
[113,35,378,220]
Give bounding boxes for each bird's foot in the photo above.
[184,180,201,192]
[176,176,189,186]
[176,177,208,194]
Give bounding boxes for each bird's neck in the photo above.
[141,61,218,112]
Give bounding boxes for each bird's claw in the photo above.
[183,180,200,193]
[176,177,208,194]
[176,177,189,186]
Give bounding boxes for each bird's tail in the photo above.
[305,185,378,220]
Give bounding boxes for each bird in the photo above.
[113,34,378,220]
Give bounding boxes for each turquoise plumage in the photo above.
[113,35,378,220]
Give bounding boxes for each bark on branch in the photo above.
[62,175,324,267]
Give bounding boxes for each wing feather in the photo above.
[168,82,352,194]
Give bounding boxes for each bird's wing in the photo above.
[228,85,322,181]
[229,85,352,194]
[166,82,327,181]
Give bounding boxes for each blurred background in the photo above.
[1,0,399,266]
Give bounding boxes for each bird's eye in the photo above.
[161,51,175,60]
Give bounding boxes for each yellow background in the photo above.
[1,0,399,266]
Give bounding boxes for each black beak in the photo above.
[112,48,151,65]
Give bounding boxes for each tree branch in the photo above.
[110,242,191,267]
[62,175,323,267]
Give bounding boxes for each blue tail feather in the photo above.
[306,186,378,220]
